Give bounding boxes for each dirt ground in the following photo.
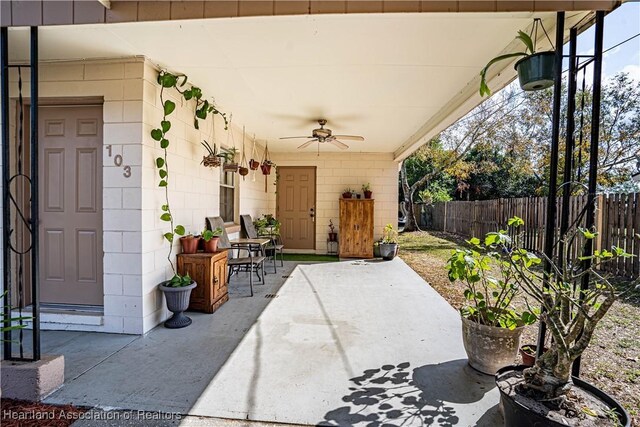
[398,230,640,426]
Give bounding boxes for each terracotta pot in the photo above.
[328,232,337,242]
[342,192,352,199]
[261,163,272,175]
[180,236,199,254]
[364,190,373,199]
[239,166,249,176]
[249,159,260,170]
[203,237,220,253]
[519,345,547,367]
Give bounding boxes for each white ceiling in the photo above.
[6,11,587,156]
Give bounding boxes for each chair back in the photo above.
[206,217,231,250]
[240,215,258,239]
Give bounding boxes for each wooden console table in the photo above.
[177,251,228,314]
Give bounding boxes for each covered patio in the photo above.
[36,259,499,426]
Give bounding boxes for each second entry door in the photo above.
[277,167,316,250]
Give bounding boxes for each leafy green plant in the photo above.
[445,218,538,330]
[167,273,193,288]
[150,70,229,279]
[381,223,399,244]
[0,291,31,343]
[254,214,281,237]
[362,183,371,192]
[465,217,638,403]
[480,30,538,97]
[218,147,239,164]
[201,227,223,242]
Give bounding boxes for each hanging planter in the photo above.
[479,19,556,97]
[239,126,250,179]
[261,140,274,175]
[514,51,555,91]
[220,122,239,172]
[249,134,260,170]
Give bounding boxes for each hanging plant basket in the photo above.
[239,166,249,176]
[261,162,272,175]
[223,163,239,172]
[249,159,260,170]
[515,51,555,91]
[202,155,221,168]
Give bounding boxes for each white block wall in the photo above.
[269,152,399,253]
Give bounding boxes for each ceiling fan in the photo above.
[280,119,364,150]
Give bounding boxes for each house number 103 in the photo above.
[105,145,132,178]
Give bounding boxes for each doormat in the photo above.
[282,253,339,262]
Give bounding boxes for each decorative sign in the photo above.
[105,145,132,178]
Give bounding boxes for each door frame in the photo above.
[276,166,317,251]
[14,97,105,307]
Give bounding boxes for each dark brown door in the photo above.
[39,106,103,305]
[277,166,316,250]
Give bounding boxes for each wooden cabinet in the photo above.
[339,198,374,258]
[177,251,228,314]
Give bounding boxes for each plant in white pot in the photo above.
[445,220,537,375]
[491,218,637,426]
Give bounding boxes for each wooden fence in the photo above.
[418,193,640,277]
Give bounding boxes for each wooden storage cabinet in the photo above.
[177,251,228,314]
[339,199,374,258]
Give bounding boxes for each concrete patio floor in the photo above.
[39,258,501,426]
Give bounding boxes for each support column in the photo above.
[1,26,11,356]
[30,26,40,361]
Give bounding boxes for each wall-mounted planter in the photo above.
[515,51,555,91]
[223,163,239,172]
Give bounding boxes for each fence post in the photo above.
[443,201,447,233]
[595,194,604,253]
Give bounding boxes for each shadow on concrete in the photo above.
[319,360,497,427]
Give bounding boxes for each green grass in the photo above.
[281,253,339,262]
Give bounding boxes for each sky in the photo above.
[576,2,640,81]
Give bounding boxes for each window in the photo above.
[220,168,236,223]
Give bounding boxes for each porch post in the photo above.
[573,10,605,378]
[1,26,12,355]
[537,11,565,359]
[30,26,40,361]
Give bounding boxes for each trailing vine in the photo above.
[150,70,230,277]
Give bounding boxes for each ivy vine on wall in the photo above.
[150,70,230,278]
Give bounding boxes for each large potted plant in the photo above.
[379,223,399,260]
[479,20,555,97]
[445,222,537,374]
[488,218,635,426]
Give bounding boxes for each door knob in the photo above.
[309,207,315,222]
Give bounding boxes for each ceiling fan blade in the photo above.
[280,136,314,140]
[298,139,318,149]
[329,139,349,150]
[332,135,364,141]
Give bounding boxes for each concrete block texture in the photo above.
[1,355,65,401]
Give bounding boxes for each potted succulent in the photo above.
[479,21,555,97]
[201,227,223,253]
[179,232,200,254]
[379,223,399,260]
[490,218,635,426]
[445,220,538,375]
[219,147,239,172]
[362,183,373,199]
[201,140,221,167]
[341,188,353,199]
[328,219,337,242]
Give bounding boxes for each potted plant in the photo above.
[249,159,260,170]
[202,227,223,253]
[179,232,200,254]
[373,240,381,258]
[158,274,196,329]
[342,188,353,199]
[379,224,399,260]
[362,183,373,199]
[490,218,634,426]
[220,147,239,172]
[445,221,538,375]
[328,220,337,242]
[201,140,221,168]
[518,344,547,367]
[479,21,555,97]
[254,214,281,237]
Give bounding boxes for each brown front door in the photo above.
[39,106,104,305]
[277,166,316,250]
